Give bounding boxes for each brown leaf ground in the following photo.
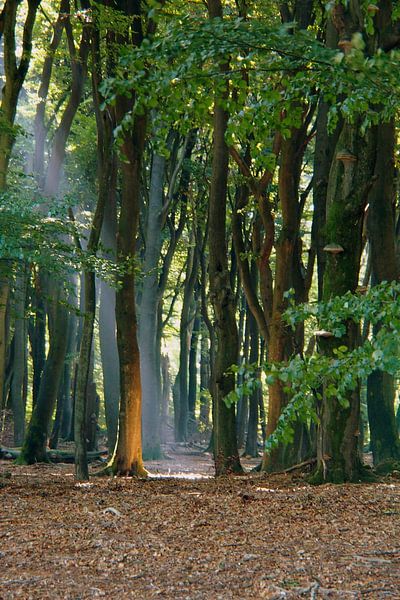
[1,449,400,600]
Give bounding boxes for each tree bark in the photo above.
[313,123,377,483]
[10,263,28,445]
[0,0,41,411]
[139,151,166,459]
[19,280,69,463]
[207,0,242,475]
[366,120,400,464]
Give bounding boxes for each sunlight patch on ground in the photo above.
[148,471,213,480]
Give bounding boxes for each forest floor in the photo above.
[1,445,400,600]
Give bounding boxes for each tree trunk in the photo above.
[29,270,46,409]
[208,0,242,475]
[262,124,308,472]
[188,305,200,423]
[313,123,377,483]
[139,151,165,459]
[244,296,259,458]
[19,281,69,463]
[175,238,198,442]
[0,0,41,410]
[366,121,400,464]
[99,279,119,452]
[74,22,110,480]
[160,354,171,442]
[199,323,211,430]
[0,276,10,412]
[98,145,119,454]
[111,141,146,475]
[10,263,28,446]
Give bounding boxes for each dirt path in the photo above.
[1,450,400,600]
[144,443,261,478]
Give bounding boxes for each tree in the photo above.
[207,0,242,475]
[0,0,42,414]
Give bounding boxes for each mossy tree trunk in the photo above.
[313,123,377,483]
[366,121,400,464]
[207,0,242,476]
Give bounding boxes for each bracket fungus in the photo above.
[323,243,344,255]
[338,39,353,54]
[336,150,357,164]
[315,330,334,339]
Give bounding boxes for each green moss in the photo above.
[18,420,48,464]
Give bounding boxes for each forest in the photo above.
[0,0,400,598]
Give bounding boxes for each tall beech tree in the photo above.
[0,0,41,414]
[311,0,400,482]
[20,0,91,464]
[366,121,400,465]
[207,0,242,475]
[107,0,150,477]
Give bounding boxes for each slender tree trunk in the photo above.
[188,304,200,423]
[160,354,171,442]
[19,281,69,463]
[99,280,119,452]
[199,323,211,430]
[207,0,242,475]
[0,275,10,411]
[10,263,28,445]
[74,22,110,480]
[175,238,198,442]
[29,270,46,409]
[262,125,307,472]
[98,129,119,454]
[244,295,259,458]
[0,0,41,410]
[237,303,250,450]
[139,151,165,459]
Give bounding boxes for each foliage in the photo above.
[0,174,118,285]
[102,13,400,147]
[226,282,400,452]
